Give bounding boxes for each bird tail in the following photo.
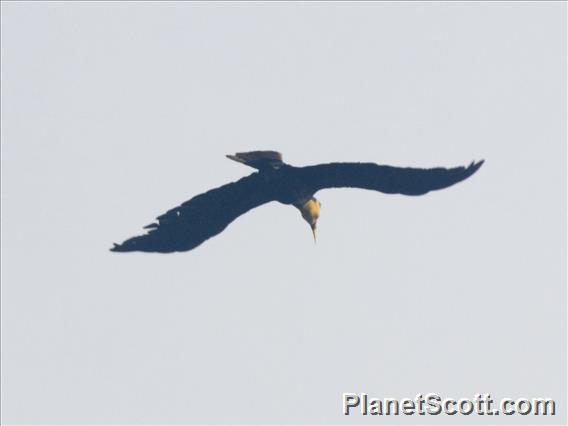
[226,151,284,170]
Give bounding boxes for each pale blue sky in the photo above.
[2,2,566,424]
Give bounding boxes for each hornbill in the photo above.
[111,151,483,253]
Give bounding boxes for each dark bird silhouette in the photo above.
[111,151,484,253]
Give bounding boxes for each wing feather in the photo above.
[111,173,275,253]
[300,160,484,196]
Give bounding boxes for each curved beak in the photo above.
[311,224,317,243]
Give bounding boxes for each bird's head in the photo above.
[299,197,321,242]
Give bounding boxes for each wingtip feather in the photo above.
[469,159,485,174]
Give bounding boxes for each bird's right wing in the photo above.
[300,160,484,196]
[111,173,276,253]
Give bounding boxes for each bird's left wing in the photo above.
[111,173,275,253]
[300,160,484,196]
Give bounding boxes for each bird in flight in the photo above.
[111,151,483,253]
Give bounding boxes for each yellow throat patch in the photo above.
[301,199,321,224]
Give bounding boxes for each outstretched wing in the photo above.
[300,160,484,196]
[111,173,275,253]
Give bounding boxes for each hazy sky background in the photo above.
[2,2,566,424]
